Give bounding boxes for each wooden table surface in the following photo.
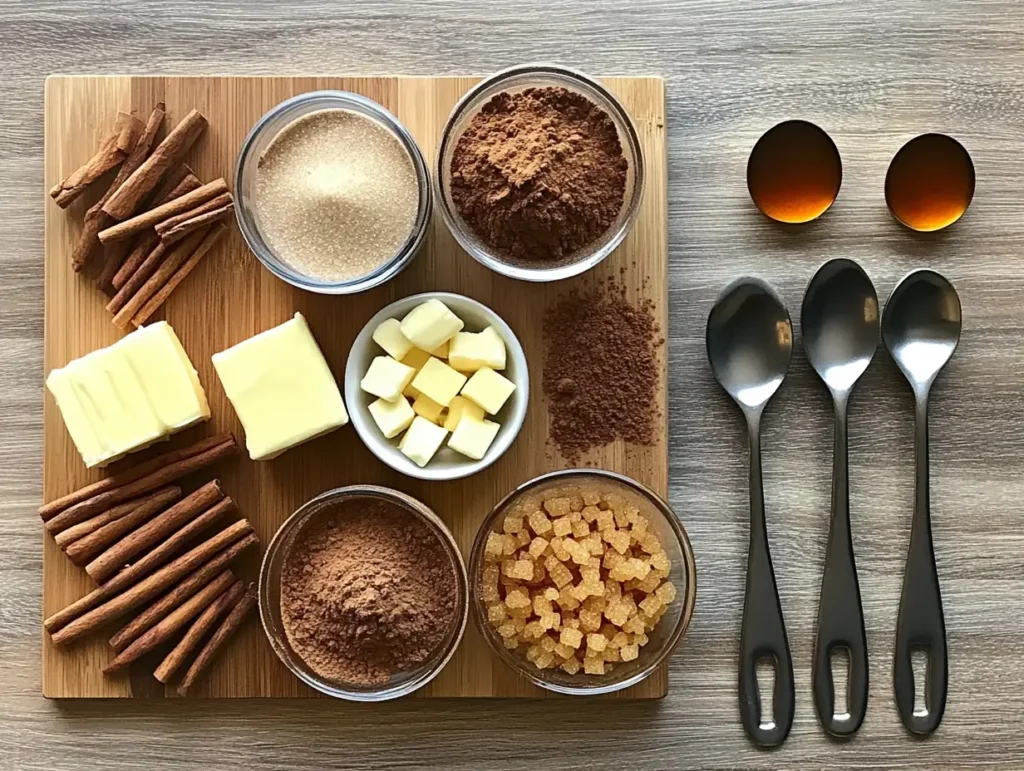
[3,0,1023,768]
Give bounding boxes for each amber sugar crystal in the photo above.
[746,120,842,224]
[885,133,975,232]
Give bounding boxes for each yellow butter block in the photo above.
[442,395,485,432]
[449,326,506,372]
[412,393,446,424]
[430,340,450,359]
[45,322,210,468]
[212,313,349,461]
[410,357,467,407]
[368,396,415,439]
[448,414,501,460]
[400,299,464,351]
[399,416,448,467]
[360,355,415,403]
[461,367,516,415]
[372,318,414,361]
[400,347,432,398]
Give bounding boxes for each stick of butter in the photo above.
[399,299,464,351]
[448,326,506,372]
[45,322,210,468]
[212,313,349,461]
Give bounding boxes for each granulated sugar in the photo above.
[254,108,418,282]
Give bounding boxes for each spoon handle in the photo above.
[894,396,947,735]
[813,400,868,737]
[739,419,795,748]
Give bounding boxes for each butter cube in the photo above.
[399,416,448,467]
[360,356,415,402]
[412,393,445,424]
[442,395,485,432]
[461,367,516,415]
[368,396,415,439]
[430,340,450,359]
[448,415,501,460]
[410,357,467,407]
[400,347,431,398]
[400,299,464,351]
[46,322,210,468]
[448,326,506,372]
[212,313,348,461]
[371,318,414,361]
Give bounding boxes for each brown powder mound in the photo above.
[280,498,458,686]
[542,280,663,461]
[449,86,627,264]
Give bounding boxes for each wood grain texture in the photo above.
[4,0,1024,767]
[42,74,669,699]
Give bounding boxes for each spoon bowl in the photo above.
[707,278,793,411]
[882,270,962,391]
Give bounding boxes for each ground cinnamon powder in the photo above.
[450,86,627,264]
[280,498,457,686]
[542,280,663,462]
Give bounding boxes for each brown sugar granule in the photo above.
[280,498,458,686]
[449,87,627,264]
[542,281,662,461]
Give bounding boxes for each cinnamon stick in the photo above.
[62,486,182,564]
[131,224,227,327]
[72,104,166,272]
[49,523,256,644]
[103,109,208,220]
[42,434,237,532]
[155,191,233,237]
[177,584,256,696]
[112,226,210,328]
[40,433,232,522]
[84,481,224,583]
[107,241,168,314]
[158,202,233,246]
[52,487,179,549]
[50,112,139,209]
[154,579,244,683]
[99,178,228,244]
[44,499,239,634]
[104,570,237,674]
[110,543,239,651]
[106,172,202,291]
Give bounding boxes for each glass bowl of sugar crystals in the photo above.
[469,469,695,696]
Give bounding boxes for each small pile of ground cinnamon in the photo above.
[280,497,457,686]
[542,280,663,462]
[450,86,627,264]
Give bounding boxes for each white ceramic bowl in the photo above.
[345,292,529,481]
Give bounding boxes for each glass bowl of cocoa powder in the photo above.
[436,64,645,282]
[469,469,696,696]
[258,486,468,701]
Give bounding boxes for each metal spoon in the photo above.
[707,278,795,748]
[802,258,878,738]
[881,269,962,736]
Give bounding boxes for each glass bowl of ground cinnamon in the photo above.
[469,469,696,695]
[258,486,468,701]
[436,64,645,282]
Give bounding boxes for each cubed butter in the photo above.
[368,396,415,439]
[400,347,432,398]
[410,357,467,407]
[461,367,516,415]
[399,416,448,467]
[430,340,450,359]
[400,299,464,351]
[442,395,485,432]
[371,318,414,361]
[360,356,415,402]
[448,414,501,460]
[212,313,349,461]
[412,393,446,424]
[448,326,506,372]
[45,322,210,468]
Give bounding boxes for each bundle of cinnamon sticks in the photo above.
[42,433,257,694]
[51,104,234,328]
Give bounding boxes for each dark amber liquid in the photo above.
[886,134,975,232]
[747,121,842,224]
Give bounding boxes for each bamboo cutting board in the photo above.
[42,75,668,698]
